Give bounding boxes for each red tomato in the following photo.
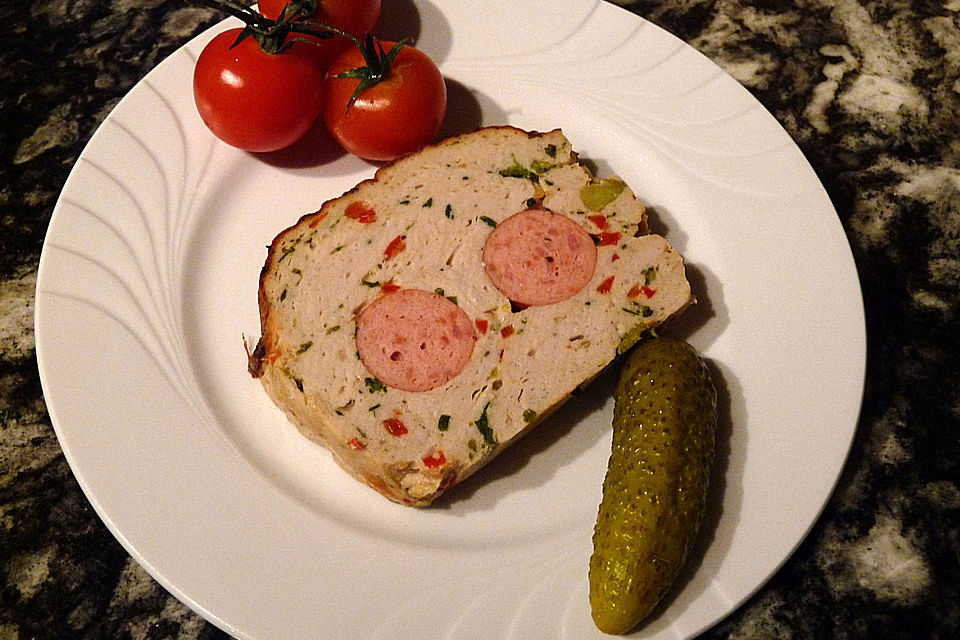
[324,41,447,161]
[193,28,324,152]
[257,0,381,71]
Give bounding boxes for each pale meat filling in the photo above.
[260,129,691,503]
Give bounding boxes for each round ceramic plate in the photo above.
[35,1,865,638]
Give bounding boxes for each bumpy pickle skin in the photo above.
[589,337,717,635]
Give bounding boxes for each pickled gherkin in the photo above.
[589,337,717,635]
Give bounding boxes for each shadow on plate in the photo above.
[643,203,729,351]
[252,118,348,170]
[437,79,488,139]
[669,259,727,350]
[377,0,454,64]
[376,0,421,44]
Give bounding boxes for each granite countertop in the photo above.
[1,0,958,638]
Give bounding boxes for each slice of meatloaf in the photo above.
[249,126,693,506]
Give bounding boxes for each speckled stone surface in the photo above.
[1,1,958,638]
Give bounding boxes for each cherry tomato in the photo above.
[193,28,324,153]
[258,0,381,72]
[323,41,447,162]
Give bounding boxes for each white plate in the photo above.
[35,1,865,638]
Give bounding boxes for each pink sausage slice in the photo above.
[356,289,477,392]
[482,208,598,306]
